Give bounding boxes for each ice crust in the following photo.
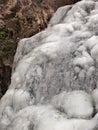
[51,90,94,119]
[1,0,98,130]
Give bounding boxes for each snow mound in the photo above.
[51,90,93,119]
[5,106,98,130]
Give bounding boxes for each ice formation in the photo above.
[1,0,98,130]
[51,90,94,119]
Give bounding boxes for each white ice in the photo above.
[1,0,98,130]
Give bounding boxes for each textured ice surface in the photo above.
[1,0,98,130]
[51,90,93,119]
[92,89,98,112]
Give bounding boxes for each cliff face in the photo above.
[0,0,80,98]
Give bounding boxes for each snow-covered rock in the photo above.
[0,0,98,130]
[3,105,98,130]
[7,105,66,130]
[51,90,93,119]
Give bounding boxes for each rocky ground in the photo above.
[0,0,80,98]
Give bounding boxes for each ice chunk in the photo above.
[12,89,33,111]
[85,36,98,50]
[91,44,98,63]
[7,105,98,130]
[87,66,95,77]
[73,54,94,69]
[92,89,98,112]
[51,91,93,119]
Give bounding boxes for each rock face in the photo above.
[1,0,98,130]
[0,0,80,98]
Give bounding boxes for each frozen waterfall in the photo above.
[1,0,98,130]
